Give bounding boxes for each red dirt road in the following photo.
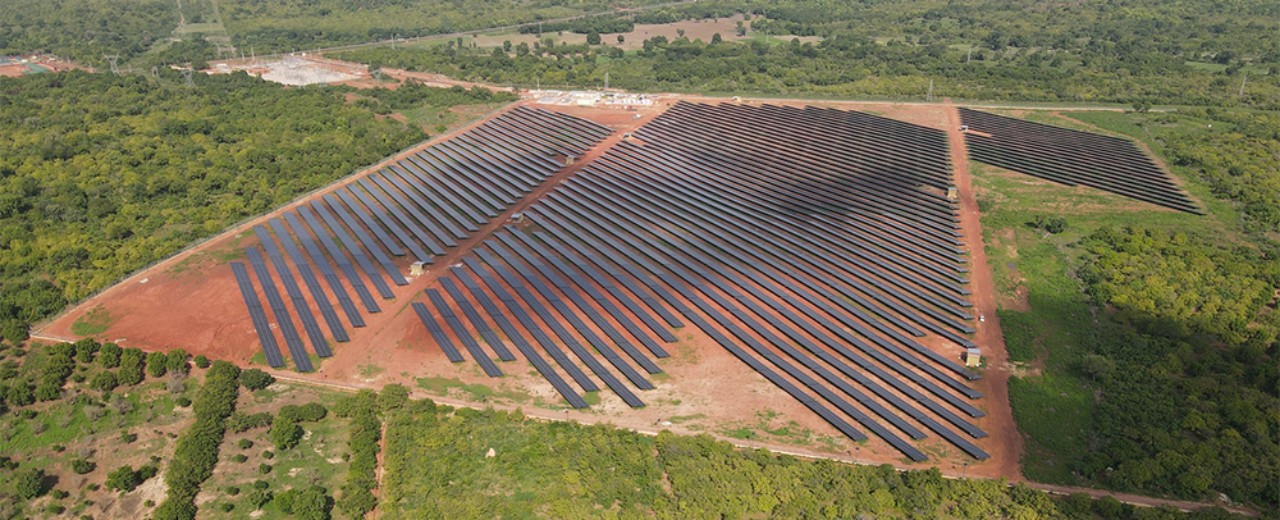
[945,100,1024,481]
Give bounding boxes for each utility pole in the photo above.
[1239,72,1248,97]
[927,79,934,102]
[604,71,609,91]
[104,55,120,75]
[182,68,194,87]
[966,47,972,64]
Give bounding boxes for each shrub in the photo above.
[145,352,167,378]
[7,381,34,406]
[46,504,66,515]
[219,502,234,512]
[246,489,273,510]
[238,439,254,449]
[71,459,95,475]
[269,415,303,450]
[120,431,138,444]
[277,485,332,520]
[379,384,409,412]
[118,348,145,386]
[166,349,189,375]
[258,463,272,474]
[176,396,192,407]
[253,480,270,490]
[13,468,46,499]
[239,369,275,391]
[106,465,143,492]
[225,485,240,496]
[74,339,99,364]
[98,343,122,368]
[52,489,70,499]
[227,411,273,433]
[232,454,248,463]
[262,450,275,460]
[192,355,210,369]
[90,371,118,393]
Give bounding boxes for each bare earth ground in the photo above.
[38,98,1017,480]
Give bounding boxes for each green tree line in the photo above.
[0,71,427,342]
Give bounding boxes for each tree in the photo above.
[90,371,118,393]
[166,349,189,374]
[106,465,142,492]
[240,368,275,391]
[98,342,122,368]
[270,415,303,450]
[711,33,723,45]
[617,34,625,44]
[586,31,601,45]
[13,468,46,499]
[379,384,409,412]
[146,351,168,378]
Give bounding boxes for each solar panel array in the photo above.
[231,107,613,371]
[420,101,990,461]
[959,108,1201,214]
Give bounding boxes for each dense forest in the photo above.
[0,71,428,343]
[0,0,178,63]
[337,0,1279,109]
[381,399,1237,519]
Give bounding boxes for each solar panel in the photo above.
[423,290,502,376]
[245,247,313,372]
[231,262,286,368]
[272,218,348,343]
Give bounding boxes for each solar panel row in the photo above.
[229,108,612,372]
[415,102,990,461]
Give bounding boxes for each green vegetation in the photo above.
[0,0,179,62]
[337,0,1278,109]
[381,398,1228,518]
[333,389,382,518]
[980,110,1280,510]
[69,306,112,336]
[155,360,241,519]
[0,71,425,342]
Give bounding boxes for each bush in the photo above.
[227,411,273,433]
[52,489,70,499]
[379,384,409,412]
[98,343,122,368]
[106,465,143,492]
[74,339,99,363]
[270,415,304,450]
[277,485,332,520]
[7,381,34,406]
[231,454,248,463]
[118,348,144,386]
[14,468,46,499]
[225,485,240,496]
[280,402,327,423]
[219,502,235,512]
[258,463,272,474]
[166,349,189,375]
[176,396,192,407]
[71,459,96,475]
[193,355,210,369]
[90,371,118,393]
[262,450,275,459]
[120,431,138,443]
[239,368,274,391]
[46,504,66,515]
[246,489,273,510]
[253,480,270,490]
[238,439,254,449]
[145,351,168,378]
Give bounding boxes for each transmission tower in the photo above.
[927,79,934,102]
[182,68,194,87]
[104,55,120,75]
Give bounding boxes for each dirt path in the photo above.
[1027,483,1257,516]
[944,100,1024,482]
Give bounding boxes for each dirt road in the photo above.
[944,100,1024,482]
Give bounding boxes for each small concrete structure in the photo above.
[947,185,959,201]
[410,261,426,277]
[964,348,982,367]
